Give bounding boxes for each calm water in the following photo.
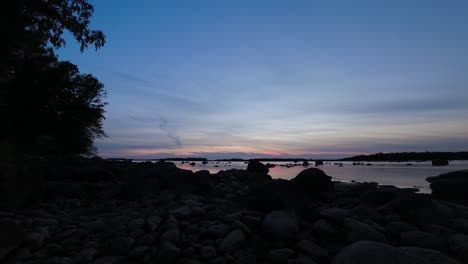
[175,160,468,193]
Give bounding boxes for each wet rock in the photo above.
[220,229,245,253]
[332,241,460,264]
[262,210,298,240]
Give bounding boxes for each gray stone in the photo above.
[219,229,245,253]
[262,210,298,240]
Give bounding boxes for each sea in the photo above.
[174,160,468,193]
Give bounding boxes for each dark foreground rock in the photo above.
[333,241,459,264]
[0,158,467,264]
[246,160,269,174]
[427,169,468,205]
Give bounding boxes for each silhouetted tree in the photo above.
[0,0,106,157]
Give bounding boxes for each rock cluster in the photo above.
[0,159,467,264]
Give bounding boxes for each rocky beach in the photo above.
[1,158,468,264]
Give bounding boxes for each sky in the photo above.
[57,0,468,159]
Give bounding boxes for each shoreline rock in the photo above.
[0,159,467,263]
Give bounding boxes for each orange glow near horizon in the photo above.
[99,146,367,158]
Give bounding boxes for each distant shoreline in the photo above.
[105,151,468,162]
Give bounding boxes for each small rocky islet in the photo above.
[1,159,468,264]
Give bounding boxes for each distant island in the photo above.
[340,151,468,162]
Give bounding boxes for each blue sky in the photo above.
[58,0,468,159]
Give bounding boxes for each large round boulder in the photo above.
[261,210,299,240]
[332,241,460,264]
[291,168,334,194]
[426,170,468,205]
[247,160,269,174]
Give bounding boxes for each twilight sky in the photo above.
[58,0,468,159]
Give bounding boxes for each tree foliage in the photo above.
[1,0,106,157]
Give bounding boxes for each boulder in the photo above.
[248,177,310,213]
[332,241,460,264]
[291,168,334,195]
[312,219,344,242]
[449,234,468,263]
[343,218,388,243]
[262,210,299,240]
[0,219,25,260]
[219,229,245,253]
[400,231,442,249]
[426,170,468,205]
[157,241,180,263]
[302,161,310,166]
[315,160,324,166]
[295,240,328,262]
[246,160,269,174]
[320,208,350,223]
[432,159,449,166]
[268,248,295,263]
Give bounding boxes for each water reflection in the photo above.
[176,160,468,193]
